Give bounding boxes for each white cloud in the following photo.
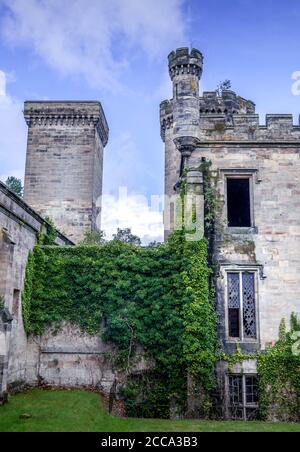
[0,71,6,96]
[0,70,27,183]
[1,0,186,92]
[100,188,164,244]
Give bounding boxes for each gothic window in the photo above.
[228,375,259,421]
[228,273,240,338]
[227,177,251,227]
[227,272,257,340]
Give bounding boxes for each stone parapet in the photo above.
[24,101,109,147]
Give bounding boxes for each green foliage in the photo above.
[21,252,35,335]
[1,389,300,432]
[5,176,23,197]
[216,80,232,96]
[182,238,218,392]
[199,160,223,236]
[113,228,141,246]
[81,230,106,245]
[257,314,300,421]
[22,231,217,418]
[37,218,57,246]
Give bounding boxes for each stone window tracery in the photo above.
[227,271,257,340]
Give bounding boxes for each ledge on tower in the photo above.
[24,101,109,147]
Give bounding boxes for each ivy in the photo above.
[36,217,57,246]
[22,232,217,418]
[21,251,35,335]
[257,314,300,421]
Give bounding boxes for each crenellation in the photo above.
[168,47,203,80]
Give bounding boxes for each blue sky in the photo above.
[0,0,299,242]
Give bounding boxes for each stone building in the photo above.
[0,100,109,403]
[24,101,109,244]
[160,47,300,419]
[0,181,72,403]
[1,49,299,420]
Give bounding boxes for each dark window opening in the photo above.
[245,376,259,405]
[229,375,259,421]
[229,309,240,338]
[227,178,251,227]
[229,375,244,420]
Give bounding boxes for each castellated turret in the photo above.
[23,101,109,243]
[160,48,204,233]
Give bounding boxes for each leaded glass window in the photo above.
[228,273,240,338]
[228,375,259,421]
[227,271,257,340]
[243,273,256,339]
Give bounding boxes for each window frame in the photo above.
[227,374,259,421]
[222,170,256,232]
[225,268,259,343]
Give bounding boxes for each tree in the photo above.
[113,228,141,246]
[216,79,232,96]
[148,241,162,248]
[5,177,23,197]
[81,230,106,245]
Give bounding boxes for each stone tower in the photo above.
[160,48,204,237]
[161,48,300,419]
[23,101,109,243]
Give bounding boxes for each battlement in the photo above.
[200,90,255,115]
[160,100,174,141]
[24,101,109,147]
[160,91,300,142]
[198,113,300,142]
[168,47,203,80]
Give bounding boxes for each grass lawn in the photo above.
[0,389,299,432]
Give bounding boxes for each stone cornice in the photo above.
[195,141,300,147]
[23,101,109,147]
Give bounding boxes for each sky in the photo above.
[0,0,300,243]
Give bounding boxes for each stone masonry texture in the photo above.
[23,101,109,244]
[160,47,300,350]
[0,181,71,400]
[1,48,299,420]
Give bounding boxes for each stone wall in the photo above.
[161,47,300,419]
[23,101,109,244]
[161,47,300,349]
[25,322,152,402]
[0,181,72,400]
[189,144,300,349]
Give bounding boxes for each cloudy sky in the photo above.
[0,0,300,243]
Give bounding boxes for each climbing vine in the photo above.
[257,314,300,421]
[22,231,217,418]
[20,157,300,421]
[21,251,35,335]
[36,217,57,246]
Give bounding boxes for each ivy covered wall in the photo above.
[22,232,218,418]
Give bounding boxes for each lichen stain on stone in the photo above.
[233,241,256,261]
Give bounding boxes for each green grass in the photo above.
[0,389,299,432]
